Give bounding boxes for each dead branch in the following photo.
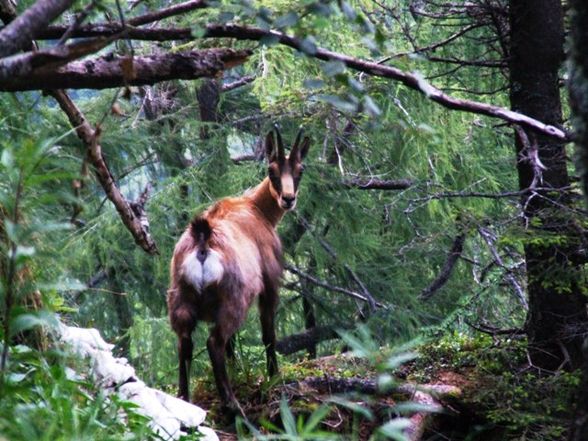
[40,0,208,40]
[285,264,385,308]
[464,319,525,336]
[0,0,16,24]
[127,0,208,26]
[0,48,251,91]
[28,20,570,140]
[276,325,343,355]
[298,216,378,312]
[0,36,115,81]
[38,25,195,41]
[343,177,414,190]
[0,0,74,58]
[419,233,466,300]
[50,90,158,254]
[221,74,255,92]
[203,24,569,141]
[478,227,527,308]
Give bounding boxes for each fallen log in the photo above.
[58,323,217,440]
[276,325,341,355]
[291,375,460,441]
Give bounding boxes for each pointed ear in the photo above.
[298,136,311,160]
[265,131,276,162]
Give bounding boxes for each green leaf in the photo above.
[318,95,358,113]
[14,245,35,265]
[260,34,281,46]
[10,311,58,336]
[300,37,318,55]
[363,95,382,117]
[340,1,356,20]
[1,147,14,168]
[378,418,412,440]
[4,219,18,243]
[275,12,298,28]
[303,78,325,89]
[302,404,331,434]
[280,398,297,435]
[328,397,374,421]
[218,12,234,23]
[384,351,418,369]
[393,401,442,415]
[323,61,346,77]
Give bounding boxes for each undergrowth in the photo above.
[410,331,579,441]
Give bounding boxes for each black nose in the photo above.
[197,248,207,264]
[282,195,295,207]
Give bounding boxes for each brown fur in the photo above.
[167,128,310,415]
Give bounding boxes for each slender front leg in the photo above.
[178,335,193,402]
[259,289,279,377]
[226,334,237,360]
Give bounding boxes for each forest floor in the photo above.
[190,334,579,440]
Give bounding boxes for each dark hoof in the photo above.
[220,399,246,422]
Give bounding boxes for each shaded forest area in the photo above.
[2,0,588,439]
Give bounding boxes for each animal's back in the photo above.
[169,195,283,321]
[206,197,283,293]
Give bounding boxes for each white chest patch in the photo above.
[181,249,224,292]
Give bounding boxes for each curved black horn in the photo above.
[291,127,304,157]
[274,124,286,161]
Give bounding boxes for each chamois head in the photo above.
[266,127,310,211]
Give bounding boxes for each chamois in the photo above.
[167,127,310,415]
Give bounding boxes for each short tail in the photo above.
[190,217,212,244]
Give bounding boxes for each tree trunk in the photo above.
[509,0,588,371]
[110,271,133,359]
[567,0,588,437]
[196,78,230,179]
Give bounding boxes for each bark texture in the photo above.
[0,49,251,91]
[51,90,159,254]
[0,0,73,58]
[568,0,588,438]
[509,0,588,371]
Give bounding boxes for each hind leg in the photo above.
[259,287,279,377]
[207,307,246,416]
[171,307,197,402]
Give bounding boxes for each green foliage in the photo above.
[1,0,582,439]
[412,332,579,441]
[0,93,155,440]
[0,345,155,441]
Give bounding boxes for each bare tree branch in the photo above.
[0,36,115,81]
[40,0,208,39]
[0,0,74,58]
[50,90,158,254]
[478,227,527,309]
[202,24,569,141]
[0,0,17,24]
[0,48,251,91]
[343,177,414,190]
[32,18,570,140]
[127,0,207,26]
[298,216,379,312]
[419,233,466,300]
[221,74,255,92]
[285,264,385,308]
